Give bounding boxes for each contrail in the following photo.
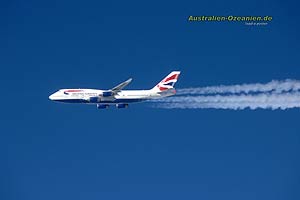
[151,79,300,110]
[177,79,300,95]
[154,92,300,110]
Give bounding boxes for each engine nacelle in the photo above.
[116,104,129,109]
[89,96,99,103]
[97,104,109,109]
[102,91,113,97]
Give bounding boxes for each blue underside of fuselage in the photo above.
[53,98,146,104]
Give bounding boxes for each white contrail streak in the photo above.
[177,79,300,95]
[154,92,300,110]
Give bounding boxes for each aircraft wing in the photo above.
[110,78,132,93]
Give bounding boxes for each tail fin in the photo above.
[151,71,181,92]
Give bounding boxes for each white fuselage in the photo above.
[49,88,175,104]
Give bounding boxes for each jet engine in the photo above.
[116,104,129,108]
[89,96,100,103]
[102,91,113,97]
[97,104,109,109]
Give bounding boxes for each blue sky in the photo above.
[1,0,300,199]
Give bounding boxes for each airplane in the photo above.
[49,71,181,109]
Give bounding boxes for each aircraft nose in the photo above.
[49,94,54,100]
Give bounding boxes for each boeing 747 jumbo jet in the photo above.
[49,71,181,109]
